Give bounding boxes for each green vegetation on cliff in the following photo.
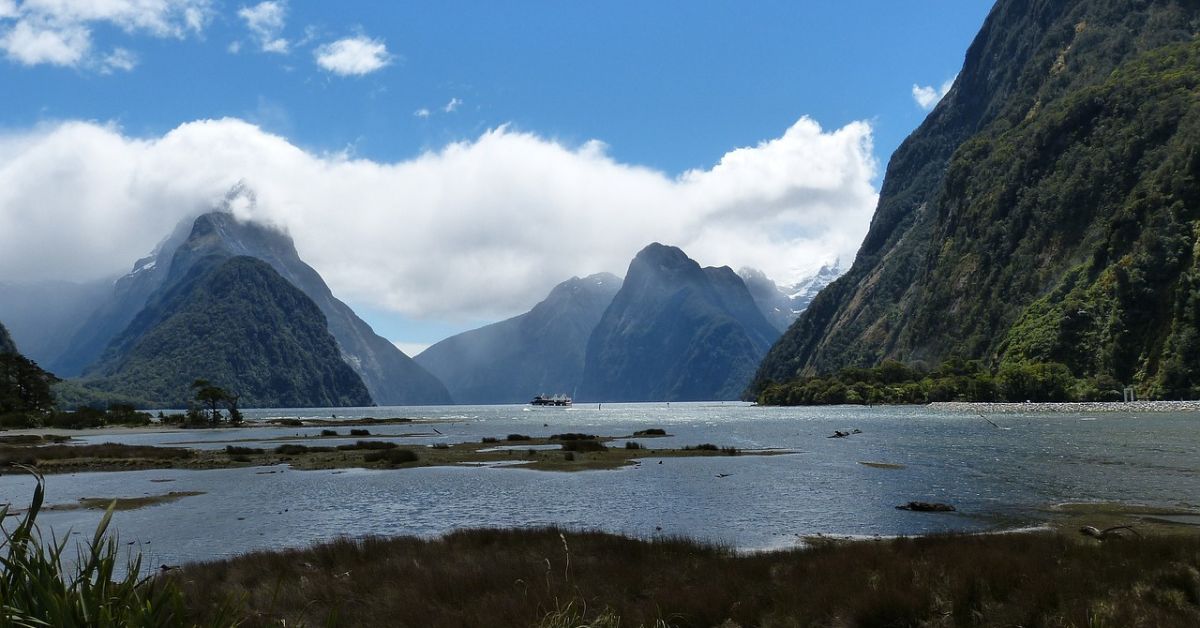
[81,255,372,408]
[754,0,1200,400]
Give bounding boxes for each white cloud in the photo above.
[100,46,136,72]
[0,117,878,320]
[413,108,430,118]
[237,1,287,54]
[314,34,389,76]
[912,76,956,110]
[0,0,211,69]
[443,97,462,113]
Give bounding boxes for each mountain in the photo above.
[739,264,841,333]
[753,0,1200,398]
[0,321,16,355]
[49,219,195,376]
[156,212,451,405]
[0,279,113,368]
[415,273,621,404]
[579,243,778,402]
[82,255,372,408]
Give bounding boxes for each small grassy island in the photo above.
[0,425,777,475]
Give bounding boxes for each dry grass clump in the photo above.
[175,527,1200,627]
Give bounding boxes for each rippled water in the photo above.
[2,402,1197,566]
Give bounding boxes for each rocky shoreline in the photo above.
[929,400,1200,414]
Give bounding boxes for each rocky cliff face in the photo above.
[580,243,778,402]
[416,273,621,404]
[753,0,1200,398]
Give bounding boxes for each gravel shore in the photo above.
[929,400,1200,414]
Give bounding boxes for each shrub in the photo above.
[364,449,418,465]
[0,413,37,429]
[320,429,338,437]
[273,444,334,455]
[225,446,264,455]
[481,437,498,443]
[350,429,370,436]
[721,446,740,456]
[684,444,719,451]
[561,440,606,452]
[624,441,643,450]
[336,441,398,451]
[550,433,597,441]
[277,419,304,427]
[506,434,531,441]
[563,452,576,461]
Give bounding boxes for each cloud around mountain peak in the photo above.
[0,115,877,321]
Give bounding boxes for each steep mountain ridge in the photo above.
[416,273,621,404]
[580,243,777,402]
[753,0,1200,397]
[0,321,16,355]
[80,212,450,405]
[50,218,195,376]
[83,255,373,408]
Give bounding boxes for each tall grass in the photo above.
[0,465,224,627]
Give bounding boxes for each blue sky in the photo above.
[0,1,994,353]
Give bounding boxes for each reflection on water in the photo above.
[1,402,1197,565]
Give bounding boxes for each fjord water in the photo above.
[2,403,1197,567]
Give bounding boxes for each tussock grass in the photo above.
[175,527,1200,627]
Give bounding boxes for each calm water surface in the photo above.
[1,403,1197,566]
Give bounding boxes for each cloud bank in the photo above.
[0,0,210,69]
[0,117,877,320]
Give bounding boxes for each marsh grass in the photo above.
[175,526,1200,627]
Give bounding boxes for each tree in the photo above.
[190,379,229,424]
[0,354,60,416]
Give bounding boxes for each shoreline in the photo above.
[927,399,1200,413]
